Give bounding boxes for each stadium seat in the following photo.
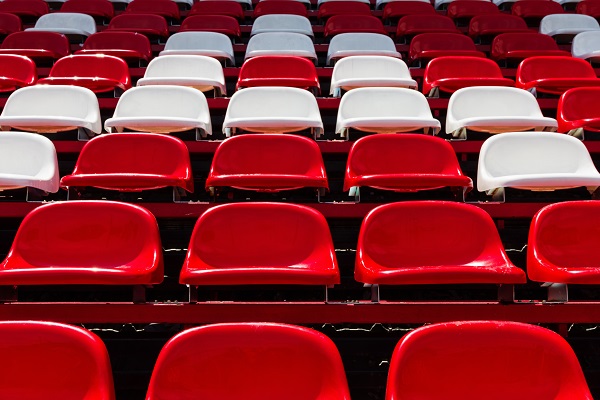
[104,85,212,138]
[491,32,571,66]
[396,15,459,43]
[260,0,311,9]
[0,13,21,38]
[0,0,48,19]
[318,0,370,7]
[76,32,152,66]
[236,55,320,94]
[161,32,235,66]
[179,15,241,41]
[0,201,164,285]
[137,55,226,96]
[0,54,36,93]
[60,133,194,193]
[146,323,350,399]
[511,0,564,26]
[557,87,600,138]
[125,0,180,23]
[189,1,245,21]
[319,1,371,21]
[469,14,529,43]
[516,56,600,96]
[572,30,600,64]
[254,0,308,17]
[408,32,485,67]
[201,0,252,10]
[539,14,600,43]
[447,1,500,24]
[382,1,436,24]
[251,14,313,37]
[327,32,401,65]
[206,134,328,194]
[379,0,432,10]
[223,86,323,137]
[0,321,116,400]
[181,204,339,286]
[577,0,600,20]
[445,86,557,139]
[0,31,70,63]
[0,85,102,140]
[335,87,441,138]
[60,0,114,24]
[423,56,514,97]
[26,12,96,43]
[344,135,473,200]
[38,54,131,96]
[330,55,417,97]
[245,32,317,64]
[386,321,592,398]
[477,131,600,201]
[324,15,387,38]
[106,13,169,42]
[356,202,526,296]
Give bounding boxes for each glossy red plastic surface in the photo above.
[0,321,115,400]
[557,87,600,133]
[61,0,115,20]
[408,32,485,64]
[146,323,351,399]
[319,1,371,20]
[528,201,600,284]
[206,134,328,192]
[382,1,435,22]
[0,13,21,36]
[38,54,131,93]
[491,32,571,62]
[386,321,593,400]
[512,0,564,21]
[126,0,180,21]
[254,1,308,17]
[180,203,339,285]
[355,201,526,284]
[0,0,48,18]
[237,55,320,92]
[0,31,70,62]
[189,1,245,21]
[179,15,240,39]
[516,56,600,95]
[324,14,387,37]
[397,15,459,39]
[344,134,472,192]
[469,14,529,39]
[446,1,500,21]
[423,56,514,95]
[77,31,153,62]
[0,201,164,285]
[577,0,600,18]
[107,13,169,40]
[61,133,193,192]
[0,54,36,92]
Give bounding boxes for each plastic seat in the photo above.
[0,321,115,400]
[477,132,600,200]
[0,31,70,63]
[38,54,131,96]
[223,86,323,137]
[557,87,600,138]
[386,321,592,399]
[0,54,37,93]
[408,32,485,66]
[125,0,180,22]
[161,32,235,66]
[189,1,245,21]
[137,55,226,96]
[511,0,564,26]
[378,0,431,10]
[60,0,115,23]
[179,15,241,41]
[200,0,252,10]
[236,55,320,94]
[0,13,22,37]
[423,56,514,97]
[106,13,169,42]
[260,0,312,9]
[0,201,163,285]
[0,85,102,139]
[245,32,317,64]
[382,2,436,24]
[572,30,600,64]
[0,0,48,19]
[254,1,308,17]
[576,1,600,19]
[326,32,401,65]
[396,15,459,43]
[344,135,473,198]
[491,32,571,65]
[251,14,313,37]
[356,202,526,286]
[516,56,600,96]
[318,0,370,7]
[335,87,441,138]
[181,204,339,285]
[330,55,416,97]
[76,31,152,65]
[540,14,600,43]
[324,15,387,38]
[319,1,371,21]
[446,86,557,139]
[104,85,212,138]
[206,134,328,193]
[26,12,96,42]
[447,1,500,23]
[146,323,350,399]
[469,14,529,43]
[61,133,193,192]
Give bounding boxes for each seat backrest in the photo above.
[511,0,564,18]
[319,1,371,19]
[80,31,152,59]
[338,87,435,120]
[251,14,313,36]
[254,1,308,17]
[146,323,350,400]
[245,31,316,58]
[386,321,592,400]
[447,0,500,19]
[382,1,436,21]
[328,32,398,55]
[1,31,71,57]
[448,86,544,120]
[126,0,180,18]
[424,56,503,82]
[0,12,21,35]
[112,85,209,119]
[61,0,115,19]
[0,54,37,86]
[517,56,597,83]
[179,14,240,36]
[540,14,600,35]
[33,12,97,34]
[577,0,600,17]
[189,0,245,20]
[143,54,224,81]
[0,0,49,16]
[469,14,528,35]
[409,32,478,60]
[48,54,130,84]
[237,55,317,87]
[324,14,386,37]
[558,87,600,125]
[0,321,115,400]
[572,30,600,58]
[108,13,168,32]
[0,131,58,188]
[397,14,457,32]
[224,86,321,119]
[163,31,234,53]
[491,32,561,58]
[331,55,412,84]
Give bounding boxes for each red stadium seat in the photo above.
[344,135,473,199]
[386,321,593,399]
[557,87,600,137]
[0,13,21,37]
[516,56,600,96]
[237,55,320,93]
[324,14,387,38]
[0,201,164,285]
[423,56,514,96]
[577,0,600,20]
[396,15,459,43]
[319,1,371,21]
[206,134,328,193]
[0,321,116,400]
[61,133,193,193]
[491,32,571,65]
[382,1,436,24]
[61,0,115,23]
[0,0,48,19]
[0,31,70,63]
[447,1,500,24]
[0,54,36,92]
[254,0,308,17]
[469,14,529,43]
[511,0,564,26]
[179,15,241,41]
[189,1,245,21]
[180,203,339,286]
[125,0,180,23]
[146,323,350,399]
[106,13,169,42]
[408,32,485,66]
[77,31,153,65]
[355,201,526,288]
[38,54,131,95]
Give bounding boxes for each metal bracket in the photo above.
[498,284,515,304]
[543,282,568,304]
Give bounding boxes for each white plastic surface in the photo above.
[572,31,600,62]
[26,13,96,37]
[245,32,317,63]
[160,32,235,66]
[251,15,314,37]
[376,0,431,10]
[327,33,401,66]
[540,14,600,39]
